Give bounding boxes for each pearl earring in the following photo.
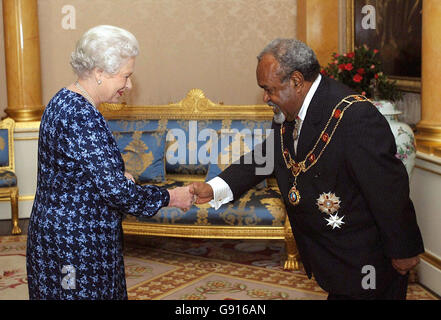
[97,80,102,85]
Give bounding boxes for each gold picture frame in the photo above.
[346,0,421,92]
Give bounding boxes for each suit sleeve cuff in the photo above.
[207,177,234,210]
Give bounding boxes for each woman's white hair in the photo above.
[70,25,139,78]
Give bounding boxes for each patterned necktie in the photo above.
[293,117,301,155]
[292,117,301,141]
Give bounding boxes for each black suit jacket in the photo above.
[219,76,424,295]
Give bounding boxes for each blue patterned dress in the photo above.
[26,88,170,300]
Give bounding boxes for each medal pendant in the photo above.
[288,185,301,206]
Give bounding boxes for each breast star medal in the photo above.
[325,214,345,229]
[317,192,345,229]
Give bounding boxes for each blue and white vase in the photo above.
[372,100,416,177]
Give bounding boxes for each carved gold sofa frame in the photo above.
[100,89,300,270]
[0,117,21,235]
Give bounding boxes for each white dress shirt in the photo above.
[207,74,322,210]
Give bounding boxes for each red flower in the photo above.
[338,64,346,71]
[357,68,365,75]
[344,63,354,71]
[353,74,363,83]
[347,52,355,59]
[374,73,379,79]
[373,49,379,54]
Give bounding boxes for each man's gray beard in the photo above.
[268,102,286,124]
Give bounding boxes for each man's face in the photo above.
[257,54,300,123]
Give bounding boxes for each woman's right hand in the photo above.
[167,186,196,212]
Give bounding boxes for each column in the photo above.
[297,0,340,66]
[2,0,44,122]
[415,0,441,157]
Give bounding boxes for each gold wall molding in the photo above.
[414,165,441,177]
[14,137,38,141]
[0,195,34,202]
[14,121,40,131]
[416,151,441,166]
[421,252,441,272]
[416,124,441,157]
[2,0,44,122]
[345,0,354,55]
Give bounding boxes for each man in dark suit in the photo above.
[191,39,424,299]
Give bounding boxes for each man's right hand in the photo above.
[189,182,214,204]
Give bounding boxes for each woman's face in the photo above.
[99,57,135,104]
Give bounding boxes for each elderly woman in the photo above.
[26,25,194,300]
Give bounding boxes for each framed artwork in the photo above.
[346,0,422,92]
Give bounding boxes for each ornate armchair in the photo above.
[0,118,21,234]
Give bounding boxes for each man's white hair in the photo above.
[70,25,139,78]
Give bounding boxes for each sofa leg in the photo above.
[284,254,300,271]
[283,233,300,271]
[11,188,21,235]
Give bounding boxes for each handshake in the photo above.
[167,182,215,211]
[124,172,215,212]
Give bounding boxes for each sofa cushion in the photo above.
[113,130,166,182]
[107,119,273,178]
[0,170,17,187]
[205,128,267,189]
[127,179,286,227]
[165,120,222,175]
[0,129,10,167]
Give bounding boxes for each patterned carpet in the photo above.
[0,235,438,300]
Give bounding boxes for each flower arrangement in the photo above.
[321,45,402,102]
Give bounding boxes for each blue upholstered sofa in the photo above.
[101,89,300,270]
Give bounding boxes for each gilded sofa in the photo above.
[100,89,300,270]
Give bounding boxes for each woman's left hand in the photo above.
[124,172,135,183]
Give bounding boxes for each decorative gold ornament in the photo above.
[316,192,341,214]
[288,185,301,206]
